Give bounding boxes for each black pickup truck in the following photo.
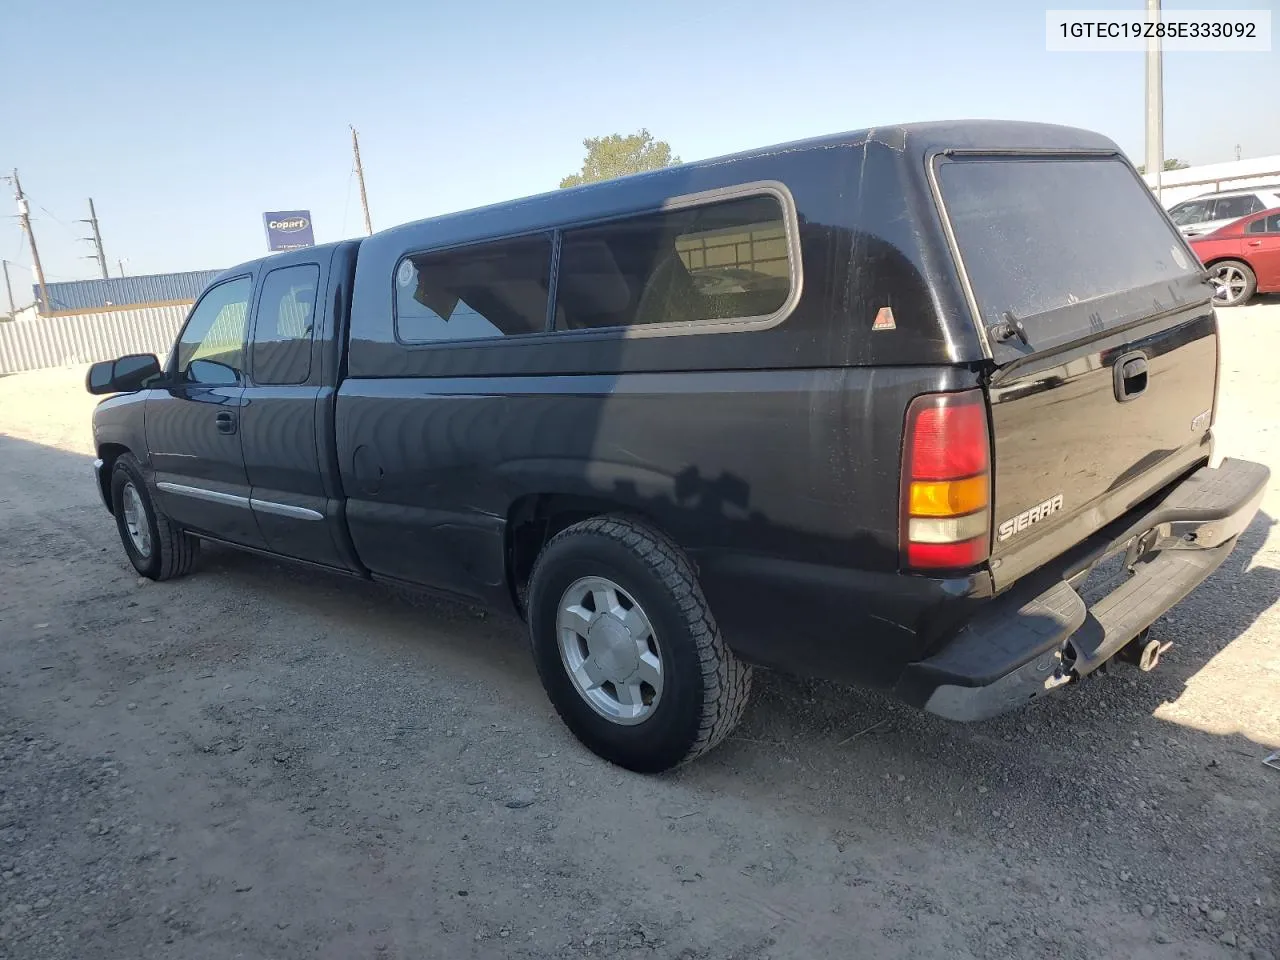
[87,121,1268,772]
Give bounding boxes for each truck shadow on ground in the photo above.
[30,420,1276,764]
[195,485,1280,942]
[8,430,1279,842]
[4,429,1278,956]
[196,451,1280,785]
[702,506,1280,752]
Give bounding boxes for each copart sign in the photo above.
[263,211,316,252]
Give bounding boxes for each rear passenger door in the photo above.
[241,250,353,569]
[1213,194,1263,225]
[1245,213,1280,288]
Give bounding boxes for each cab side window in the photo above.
[176,277,253,386]
[251,264,320,384]
[1214,195,1262,220]
[554,194,791,331]
[395,235,553,343]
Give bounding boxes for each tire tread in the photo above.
[152,498,198,580]
[113,453,198,581]
[532,515,751,766]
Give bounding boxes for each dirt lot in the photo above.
[1,305,1278,960]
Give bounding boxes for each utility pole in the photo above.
[351,125,373,235]
[1235,144,1242,161]
[5,169,50,313]
[1144,0,1164,203]
[117,258,127,278]
[80,198,109,280]
[2,260,14,318]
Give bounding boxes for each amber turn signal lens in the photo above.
[908,475,989,517]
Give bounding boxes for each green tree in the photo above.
[1136,158,1191,175]
[559,129,680,188]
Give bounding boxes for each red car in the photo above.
[1189,206,1280,307]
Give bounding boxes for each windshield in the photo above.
[938,156,1198,334]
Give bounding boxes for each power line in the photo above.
[37,203,80,237]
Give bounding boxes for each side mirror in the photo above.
[85,353,162,395]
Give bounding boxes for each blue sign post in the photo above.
[263,211,316,252]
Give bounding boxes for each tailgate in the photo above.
[935,154,1218,590]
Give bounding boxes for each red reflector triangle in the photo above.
[872,306,896,331]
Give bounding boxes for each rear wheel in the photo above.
[1209,260,1256,307]
[110,454,199,580]
[527,516,751,772]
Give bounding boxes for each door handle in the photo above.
[215,411,238,435]
[1247,239,1263,247]
[1113,352,1148,402]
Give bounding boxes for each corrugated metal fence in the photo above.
[0,305,188,376]
[39,271,222,314]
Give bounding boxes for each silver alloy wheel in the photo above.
[556,576,663,725]
[1212,263,1250,306]
[121,481,152,558]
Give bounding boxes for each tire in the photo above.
[527,516,751,772]
[110,454,199,581]
[1210,260,1256,307]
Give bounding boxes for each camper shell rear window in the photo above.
[937,156,1198,348]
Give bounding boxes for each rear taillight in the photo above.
[901,390,992,570]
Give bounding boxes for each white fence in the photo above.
[1144,154,1280,207]
[0,305,188,376]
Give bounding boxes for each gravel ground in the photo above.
[0,303,1277,960]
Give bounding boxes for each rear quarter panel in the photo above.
[336,367,977,582]
[1191,236,1243,265]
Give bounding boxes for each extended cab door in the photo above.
[147,275,266,547]
[240,247,359,570]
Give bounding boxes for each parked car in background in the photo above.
[1167,187,1280,237]
[1190,207,1280,306]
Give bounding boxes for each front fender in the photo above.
[91,390,153,508]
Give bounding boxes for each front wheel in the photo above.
[110,454,199,580]
[1210,260,1257,307]
[527,516,752,772]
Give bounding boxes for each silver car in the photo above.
[1167,187,1280,237]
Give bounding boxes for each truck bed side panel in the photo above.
[335,365,977,678]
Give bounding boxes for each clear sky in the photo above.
[2,0,1277,302]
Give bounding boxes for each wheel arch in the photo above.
[505,493,667,619]
[1200,255,1252,270]
[96,442,132,511]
